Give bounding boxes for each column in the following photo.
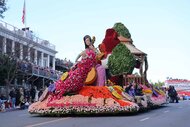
[28,47,31,61]
[52,56,55,70]
[12,40,15,56]
[3,37,6,53]
[47,54,50,68]
[20,44,23,60]
[34,50,37,64]
[41,52,44,67]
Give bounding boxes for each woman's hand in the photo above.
[81,51,87,58]
[89,45,96,51]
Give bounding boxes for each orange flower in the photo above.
[116,100,132,106]
[79,86,134,107]
[79,86,114,99]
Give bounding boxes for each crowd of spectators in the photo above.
[0,86,44,111]
[16,58,74,81]
[17,60,63,80]
[55,58,73,70]
[1,52,73,81]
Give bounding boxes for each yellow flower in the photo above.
[112,90,122,99]
[60,72,69,81]
[113,85,124,91]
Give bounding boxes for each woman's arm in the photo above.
[75,54,81,62]
[75,51,87,62]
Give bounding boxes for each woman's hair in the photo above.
[83,35,92,49]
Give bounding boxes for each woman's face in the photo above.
[85,38,91,46]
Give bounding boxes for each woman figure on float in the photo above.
[46,35,96,102]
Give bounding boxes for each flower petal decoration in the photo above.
[60,72,69,81]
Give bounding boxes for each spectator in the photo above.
[30,86,36,103]
[135,84,144,96]
[15,88,21,107]
[0,94,7,111]
[24,88,30,103]
[19,88,25,109]
[125,83,135,97]
[9,87,16,108]
[168,86,178,103]
[38,89,43,100]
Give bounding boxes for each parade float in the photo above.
[28,22,167,116]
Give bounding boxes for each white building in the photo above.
[0,20,57,69]
[0,20,58,88]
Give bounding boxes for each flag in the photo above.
[22,0,26,24]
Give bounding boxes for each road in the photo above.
[0,100,190,127]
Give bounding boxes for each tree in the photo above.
[149,80,165,88]
[0,53,17,86]
[0,35,38,97]
[0,0,7,18]
[0,53,17,97]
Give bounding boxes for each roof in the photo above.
[124,43,146,55]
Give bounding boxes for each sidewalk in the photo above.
[0,106,27,113]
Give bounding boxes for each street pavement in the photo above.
[0,100,190,127]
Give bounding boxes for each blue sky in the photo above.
[2,0,190,82]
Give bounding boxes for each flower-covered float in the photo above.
[28,22,167,116]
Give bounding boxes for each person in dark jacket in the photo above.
[38,89,43,100]
[168,86,178,103]
[15,88,21,107]
[135,84,143,96]
[30,86,36,103]
[9,87,16,108]
[125,83,135,97]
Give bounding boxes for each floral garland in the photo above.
[29,94,139,115]
[28,86,140,115]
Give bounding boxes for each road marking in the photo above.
[24,118,70,127]
[164,110,169,113]
[139,117,150,122]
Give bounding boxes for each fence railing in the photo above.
[18,64,61,80]
[0,20,55,50]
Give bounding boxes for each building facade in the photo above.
[0,20,59,90]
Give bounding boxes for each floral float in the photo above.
[28,22,167,116]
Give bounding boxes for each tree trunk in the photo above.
[5,79,10,99]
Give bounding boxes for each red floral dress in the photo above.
[48,49,96,101]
